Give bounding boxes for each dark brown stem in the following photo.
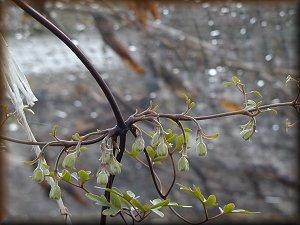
[10,0,125,129]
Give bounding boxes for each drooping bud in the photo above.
[49,183,61,200]
[240,119,255,141]
[151,127,161,147]
[196,141,207,157]
[133,135,145,152]
[108,157,122,175]
[240,128,254,141]
[178,156,189,172]
[156,141,168,157]
[32,167,44,183]
[97,170,109,186]
[62,152,77,169]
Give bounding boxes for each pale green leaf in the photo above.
[102,207,120,216]
[232,76,240,84]
[223,81,233,87]
[223,203,235,213]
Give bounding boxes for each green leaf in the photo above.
[131,144,140,158]
[42,164,50,170]
[232,76,240,84]
[184,94,191,105]
[49,125,59,137]
[153,155,168,162]
[175,134,184,150]
[47,171,55,177]
[177,183,193,194]
[23,159,37,166]
[167,134,178,143]
[164,129,173,139]
[202,133,219,140]
[72,133,81,141]
[111,193,122,210]
[85,193,110,206]
[223,203,235,213]
[61,169,71,182]
[189,102,196,108]
[131,199,145,212]
[150,208,164,217]
[78,170,92,184]
[102,207,120,216]
[122,191,135,201]
[120,197,131,208]
[223,81,233,87]
[192,185,205,202]
[251,91,262,98]
[204,195,218,207]
[80,147,89,151]
[150,199,170,209]
[146,146,156,160]
[231,209,260,214]
[184,128,193,133]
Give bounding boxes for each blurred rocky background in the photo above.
[2,0,299,224]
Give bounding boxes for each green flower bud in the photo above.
[97,170,108,186]
[196,141,207,157]
[108,158,122,175]
[178,156,189,172]
[62,152,77,169]
[133,135,145,152]
[49,183,61,200]
[240,128,254,141]
[156,142,168,157]
[151,127,161,147]
[32,167,44,183]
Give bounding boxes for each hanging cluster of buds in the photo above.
[96,140,122,186]
[151,125,169,157]
[240,118,256,141]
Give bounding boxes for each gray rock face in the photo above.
[3,1,298,224]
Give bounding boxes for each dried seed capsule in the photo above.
[178,156,189,172]
[32,167,44,183]
[62,152,77,169]
[196,141,207,157]
[49,183,61,200]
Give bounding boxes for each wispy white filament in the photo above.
[1,34,72,224]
